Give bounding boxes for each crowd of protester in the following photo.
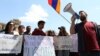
[0,20,70,56]
[0,10,100,56]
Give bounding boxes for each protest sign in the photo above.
[24,36,55,56]
[54,34,78,52]
[0,34,23,53]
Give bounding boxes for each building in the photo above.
[0,22,5,31]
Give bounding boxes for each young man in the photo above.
[18,25,25,35]
[32,20,46,36]
[70,11,100,56]
[24,26,31,35]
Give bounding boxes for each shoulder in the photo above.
[90,21,97,25]
[75,22,83,32]
[33,28,39,32]
[32,28,39,34]
[75,22,82,27]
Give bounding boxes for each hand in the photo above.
[71,15,76,23]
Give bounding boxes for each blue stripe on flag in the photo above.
[52,0,58,9]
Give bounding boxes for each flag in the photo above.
[48,0,60,13]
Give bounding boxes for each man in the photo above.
[24,26,31,35]
[32,20,46,36]
[70,11,100,56]
[18,25,25,56]
[18,25,25,35]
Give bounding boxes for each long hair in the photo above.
[5,21,14,34]
[46,30,56,36]
[58,27,68,36]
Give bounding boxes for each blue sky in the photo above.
[0,0,100,34]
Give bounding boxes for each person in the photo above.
[0,21,17,56]
[32,20,46,36]
[46,30,56,36]
[5,21,15,34]
[46,30,58,56]
[17,25,25,56]
[70,10,100,56]
[24,26,31,35]
[56,26,69,56]
[58,26,69,36]
[18,25,25,35]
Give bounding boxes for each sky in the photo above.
[0,0,100,34]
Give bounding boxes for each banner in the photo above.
[0,34,23,53]
[70,34,78,52]
[24,35,55,56]
[54,34,78,52]
[54,36,72,50]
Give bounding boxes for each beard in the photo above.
[80,16,86,22]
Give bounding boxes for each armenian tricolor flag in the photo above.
[48,0,60,13]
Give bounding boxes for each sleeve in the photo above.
[32,29,38,35]
[75,24,78,33]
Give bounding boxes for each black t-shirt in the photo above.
[75,22,85,52]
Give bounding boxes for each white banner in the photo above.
[54,36,72,50]
[54,34,78,52]
[0,34,23,53]
[24,35,55,56]
[70,34,78,52]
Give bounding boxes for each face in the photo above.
[19,27,25,33]
[38,23,45,29]
[79,12,87,22]
[8,24,14,31]
[27,27,31,32]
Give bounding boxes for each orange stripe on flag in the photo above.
[56,0,60,13]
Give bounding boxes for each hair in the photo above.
[26,26,31,32]
[5,21,14,34]
[58,26,68,36]
[26,26,31,29]
[18,25,25,29]
[79,10,87,17]
[38,20,45,26]
[46,30,56,36]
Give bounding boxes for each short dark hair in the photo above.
[18,25,25,29]
[79,10,87,17]
[38,20,45,25]
[26,26,31,28]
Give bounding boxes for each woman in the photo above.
[57,26,69,56]
[0,21,17,56]
[5,21,15,34]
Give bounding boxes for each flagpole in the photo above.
[59,14,71,24]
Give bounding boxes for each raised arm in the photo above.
[70,15,76,34]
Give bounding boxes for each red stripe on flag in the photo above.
[48,0,52,5]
